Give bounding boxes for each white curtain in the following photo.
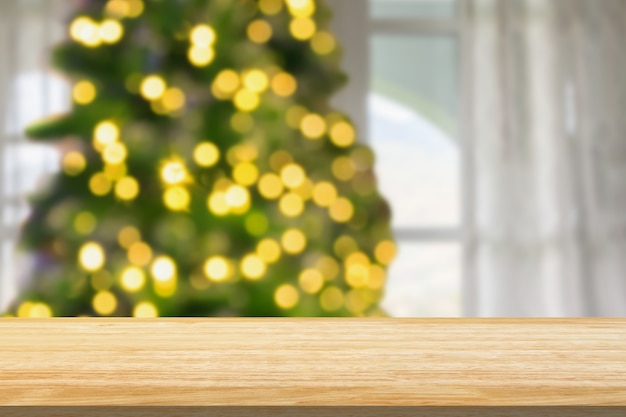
[468,0,626,316]
[0,0,67,312]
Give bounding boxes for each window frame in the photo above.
[330,0,474,316]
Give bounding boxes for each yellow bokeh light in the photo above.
[293,178,314,201]
[286,0,315,17]
[274,284,299,309]
[204,256,232,282]
[212,69,240,99]
[329,197,354,223]
[18,302,52,318]
[259,0,283,15]
[74,211,97,235]
[375,240,397,265]
[233,89,260,112]
[103,142,127,165]
[161,161,188,185]
[70,16,101,47]
[140,75,167,100]
[190,24,216,47]
[228,143,258,164]
[62,151,87,176]
[311,31,336,55]
[133,301,158,318]
[73,80,97,105]
[188,46,215,67]
[127,241,152,266]
[289,17,316,41]
[345,289,369,314]
[240,254,266,280]
[225,185,250,209]
[104,163,127,181]
[89,173,113,196]
[256,238,281,263]
[115,176,140,200]
[269,150,293,171]
[320,286,344,311]
[233,162,259,186]
[299,269,324,294]
[99,19,124,44]
[243,69,269,93]
[281,228,306,255]
[245,212,269,236]
[247,19,273,44]
[330,121,356,147]
[332,156,356,181]
[312,181,337,207]
[118,226,141,248]
[334,235,358,259]
[258,173,284,199]
[120,266,146,292]
[92,291,117,315]
[128,0,145,17]
[163,186,191,211]
[151,256,176,282]
[161,87,186,112]
[316,255,340,281]
[271,72,297,97]
[280,163,306,188]
[300,113,326,139]
[345,263,370,289]
[208,191,230,216]
[94,120,120,147]
[194,142,220,167]
[105,0,130,18]
[279,192,304,217]
[368,264,386,290]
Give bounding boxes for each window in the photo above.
[336,0,468,316]
[369,0,466,317]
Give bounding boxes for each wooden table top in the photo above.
[0,318,625,406]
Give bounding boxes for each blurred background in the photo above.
[1,0,626,317]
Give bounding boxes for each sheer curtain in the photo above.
[468,0,626,316]
[0,0,68,312]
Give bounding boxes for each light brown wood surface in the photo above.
[0,318,625,406]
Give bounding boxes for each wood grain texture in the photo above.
[0,318,625,406]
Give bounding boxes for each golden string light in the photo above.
[204,256,232,282]
[298,269,324,294]
[258,173,284,199]
[118,226,141,248]
[281,228,306,254]
[160,160,188,185]
[240,254,267,280]
[73,80,97,105]
[89,173,113,196]
[212,69,240,99]
[274,284,299,309]
[163,186,191,211]
[256,238,281,263]
[120,266,146,292]
[259,0,283,15]
[140,75,167,100]
[319,286,344,311]
[271,72,297,97]
[62,151,87,176]
[74,211,97,235]
[188,24,217,67]
[247,19,273,44]
[127,241,152,266]
[115,176,140,200]
[289,17,316,41]
[133,302,158,317]
[92,291,117,315]
[300,113,326,139]
[194,142,220,167]
[151,256,176,282]
[330,121,356,147]
[374,240,397,265]
[311,31,336,55]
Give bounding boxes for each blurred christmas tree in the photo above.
[4,0,396,317]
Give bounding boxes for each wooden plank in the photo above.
[0,318,625,406]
